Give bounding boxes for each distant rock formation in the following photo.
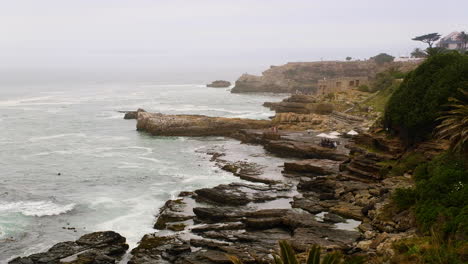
[231,61,420,94]
[207,80,231,88]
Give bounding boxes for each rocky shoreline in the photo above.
[11,95,421,263]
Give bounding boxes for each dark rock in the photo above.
[194,183,291,206]
[284,159,340,176]
[323,213,345,223]
[193,207,247,222]
[9,231,128,264]
[154,199,193,229]
[265,140,348,161]
[124,108,146,119]
[291,197,325,214]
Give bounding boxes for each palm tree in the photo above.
[457,31,468,51]
[435,88,468,153]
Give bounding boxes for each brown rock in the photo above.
[137,112,271,137]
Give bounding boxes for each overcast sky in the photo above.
[0,0,467,82]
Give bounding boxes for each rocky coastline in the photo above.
[11,77,432,264]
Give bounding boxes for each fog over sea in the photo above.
[0,80,286,262]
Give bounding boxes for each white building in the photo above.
[438,32,465,50]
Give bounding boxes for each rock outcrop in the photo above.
[136,112,271,137]
[123,108,146,120]
[9,231,128,264]
[207,80,231,88]
[231,61,377,94]
[231,61,420,94]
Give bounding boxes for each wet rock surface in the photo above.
[21,113,419,263]
[9,231,129,264]
[136,112,271,137]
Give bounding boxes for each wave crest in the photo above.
[0,201,76,217]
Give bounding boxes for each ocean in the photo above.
[0,82,286,262]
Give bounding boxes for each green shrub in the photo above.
[357,84,370,92]
[394,188,417,210]
[384,52,468,144]
[389,152,426,176]
[395,153,468,236]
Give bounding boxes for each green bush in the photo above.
[370,68,404,92]
[357,84,370,92]
[393,152,468,237]
[384,52,468,144]
[394,188,417,210]
[390,152,426,176]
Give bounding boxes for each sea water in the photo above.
[0,82,286,262]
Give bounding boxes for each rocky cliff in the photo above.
[231,61,420,94]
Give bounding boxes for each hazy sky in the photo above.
[0,0,467,82]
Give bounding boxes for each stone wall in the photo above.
[317,76,369,95]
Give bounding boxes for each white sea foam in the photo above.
[137,157,166,164]
[0,96,55,107]
[0,201,76,217]
[29,133,86,142]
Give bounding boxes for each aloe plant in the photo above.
[229,240,364,264]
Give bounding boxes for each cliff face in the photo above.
[231,61,419,94]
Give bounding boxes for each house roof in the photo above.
[439,31,463,44]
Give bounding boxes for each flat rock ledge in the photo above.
[136,112,271,137]
[9,231,128,264]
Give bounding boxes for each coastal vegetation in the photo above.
[384,52,468,144]
[384,51,468,263]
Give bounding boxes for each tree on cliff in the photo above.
[412,33,441,48]
[411,48,426,58]
[370,53,394,65]
[384,52,468,144]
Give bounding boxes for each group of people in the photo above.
[320,138,339,148]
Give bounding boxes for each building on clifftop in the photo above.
[437,31,465,50]
[317,76,368,95]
